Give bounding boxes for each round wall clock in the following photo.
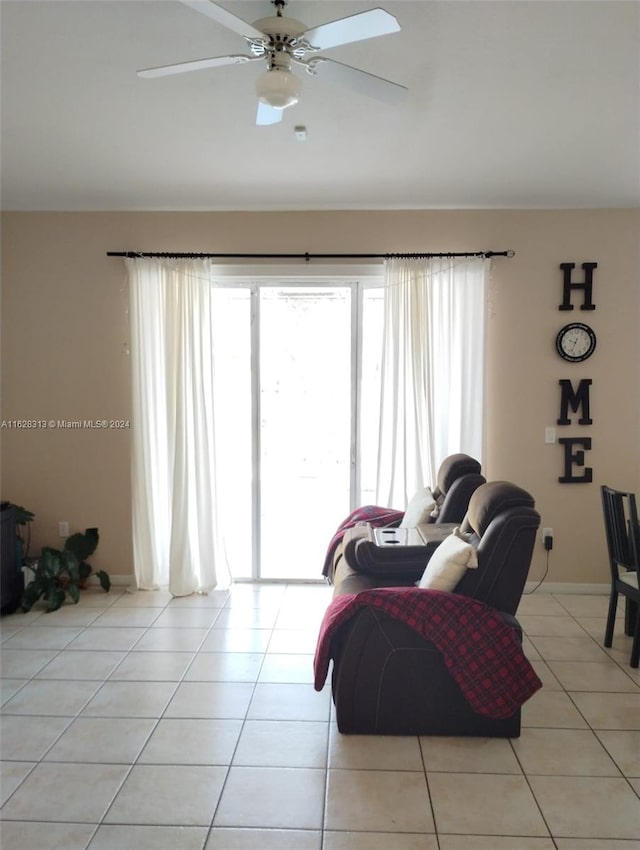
[555,322,597,362]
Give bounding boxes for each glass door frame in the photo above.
[211,264,383,580]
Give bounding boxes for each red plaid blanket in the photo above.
[314,588,542,719]
[322,505,404,577]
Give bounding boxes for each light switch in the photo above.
[545,427,556,444]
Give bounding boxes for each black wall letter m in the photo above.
[557,379,593,425]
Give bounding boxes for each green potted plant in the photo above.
[22,527,110,613]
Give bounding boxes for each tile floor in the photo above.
[1,583,639,849]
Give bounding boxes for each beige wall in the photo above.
[2,209,639,586]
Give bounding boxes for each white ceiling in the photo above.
[1,0,639,211]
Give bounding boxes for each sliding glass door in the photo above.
[259,286,352,578]
[211,272,382,581]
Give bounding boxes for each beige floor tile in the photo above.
[93,607,162,628]
[0,715,71,760]
[72,589,123,608]
[109,650,194,681]
[595,730,640,776]
[81,681,177,717]
[554,594,612,617]
[570,691,640,730]
[43,716,156,763]
[530,635,610,662]
[0,679,27,705]
[0,610,45,627]
[1,761,128,822]
[247,683,331,721]
[5,583,638,850]
[105,764,227,825]
[206,827,321,849]
[1,678,100,716]
[603,640,640,677]
[67,626,146,651]
[325,769,433,833]
[90,824,208,850]
[0,821,97,850]
[267,629,320,654]
[572,616,608,639]
[185,652,263,682]
[201,629,272,653]
[519,616,587,637]
[111,589,174,607]
[169,589,231,607]
[33,605,104,626]
[222,586,285,608]
[522,636,542,660]
[428,773,548,836]
[0,761,35,805]
[138,717,243,765]
[0,649,57,678]
[165,681,254,719]
[258,654,315,684]
[521,690,589,728]
[529,659,564,691]
[274,608,326,631]
[330,729,423,771]
[554,840,640,850]
[213,608,279,630]
[323,833,438,850]
[36,649,126,680]
[234,720,328,768]
[152,608,222,628]
[511,727,620,775]
[0,624,23,642]
[439,838,555,850]
[2,626,84,650]
[517,594,568,616]
[133,627,209,652]
[529,775,640,839]
[214,766,325,829]
[548,661,639,692]
[419,735,522,774]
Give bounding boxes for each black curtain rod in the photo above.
[107,250,515,261]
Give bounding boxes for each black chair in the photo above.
[601,485,640,668]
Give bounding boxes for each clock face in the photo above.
[556,322,596,362]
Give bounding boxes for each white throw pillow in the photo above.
[399,487,437,528]
[417,527,478,591]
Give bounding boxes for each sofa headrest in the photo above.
[437,454,482,496]
[466,481,535,537]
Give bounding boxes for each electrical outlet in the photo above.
[542,527,553,550]
[58,521,69,538]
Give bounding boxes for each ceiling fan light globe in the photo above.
[255,69,300,109]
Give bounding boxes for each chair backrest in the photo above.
[433,453,486,525]
[455,481,540,614]
[601,485,640,579]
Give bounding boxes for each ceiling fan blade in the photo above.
[179,1,265,40]
[310,58,407,105]
[256,102,283,126]
[137,54,258,79]
[302,8,400,51]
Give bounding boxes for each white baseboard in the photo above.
[524,581,609,595]
[105,575,610,595]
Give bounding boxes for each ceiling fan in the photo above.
[137,0,407,125]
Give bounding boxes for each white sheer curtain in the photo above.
[127,257,223,596]
[376,257,489,508]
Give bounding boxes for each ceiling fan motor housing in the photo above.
[252,15,307,53]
